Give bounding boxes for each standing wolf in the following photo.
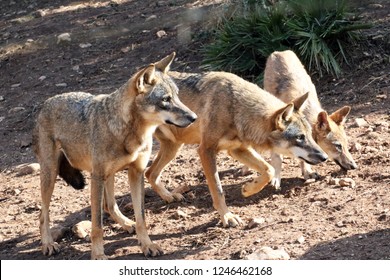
[264,50,357,189]
[32,53,197,259]
[146,71,327,227]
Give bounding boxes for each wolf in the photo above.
[264,50,357,189]
[145,71,327,227]
[32,52,197,259]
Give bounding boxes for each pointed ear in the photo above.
[154,52,176,73]
[330,106,351,125]
[291,91,309,111]
[316,111,330,131]
[276,103,294,129]
[135,65,156,94]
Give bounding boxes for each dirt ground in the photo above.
[0,0,389,260]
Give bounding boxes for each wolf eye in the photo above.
[162,96,171,103]
[296,134,305,141]
[334,143,342,150]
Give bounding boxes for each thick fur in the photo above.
[264,50,357,188]
[32,53,197,259]
[146,71,327,227]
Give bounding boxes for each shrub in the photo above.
[201,0,371,82]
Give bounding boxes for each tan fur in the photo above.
[146,71,327,227]
[32,53,197,259]
[264,50,357,188]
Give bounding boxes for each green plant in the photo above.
[201,0,371,81]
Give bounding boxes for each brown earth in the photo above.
[0,0,389,260]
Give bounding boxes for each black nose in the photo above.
[318,152,328,162]
[187,114,197,123]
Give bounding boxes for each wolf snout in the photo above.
[310,151,328,164]
[187,112,197,124]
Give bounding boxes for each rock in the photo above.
[145,15,157,21]
[57,33,71,44]
[339,178,356,188]
[297,236,305,244]
[11,83,21,88]
[350,142,362,152]
[245,246,290,260]
[9,107,25,114]
[55,83,67,87]
[79,43,92,48]
[354,118,369,127]
[247,217,266,229]
[38,75,46,81]
[72,220,92,239]
[0,96,4,102]
[15,163,40,176]
[172,209,188,219]
[51,226,67,242]
[156,30,167,38]
[329,177,340,185]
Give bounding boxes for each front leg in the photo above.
[229,147,275,197]
[90,173,108,260]
[103,175,136,233]
[129,152,163,257]
[270,152,283,191]
[300,160,320,180]
[198,144,243,228]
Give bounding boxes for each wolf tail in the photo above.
[59,153,86,190]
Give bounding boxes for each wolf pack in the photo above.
[33,50,357,259]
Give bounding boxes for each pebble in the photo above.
[245,246,290,260]
[57,33,71,44]
[72,220,92,239]
[247,217,266,229]
[354,118,369,127]
[156,30,167,38]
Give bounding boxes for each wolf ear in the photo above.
[276,103,294,129]
[316,111,330,131]
[291,91,309,111]
[330,106,351,125]
[135,65,156,94]
[154,52,176,73]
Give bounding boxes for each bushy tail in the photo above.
[59,153,86,190]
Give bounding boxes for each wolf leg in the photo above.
[229,147,275,197]
[300,160,320,180]
[145,139,184,203]
[104,175,136,233]
[129,161,163,257]
[198,144,243,227]
[37,134,61,256]
[270,152,283,191]
[90,172,107,260]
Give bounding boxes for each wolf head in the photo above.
[269,92,328,165]
[314,106,357,170]
[131,52,197,128]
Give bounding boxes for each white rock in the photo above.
[55,83,67,87]
[156,30,167,38]
[297,236,305,244]
[15,163,40,176]
[354,118,369,127]
[57,33,71,44]
[79,43,92,48]
[247,217,266,229]
[245,246,290,260]
[72,220,92,239]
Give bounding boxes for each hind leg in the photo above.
[38,140,61,256]
[229,147,275,197]
[145,139,183,203]
[104,175,136,233]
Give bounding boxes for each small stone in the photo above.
[329,178,340,185]
[354,118,369,127]
[145,15,157,21]
[247,217,266,229]
[9,107,25,114]
[304,178,316,185]
[297,236,305,244]
[156,30,167,38]
[72,220,92,239]
[172,209,188,219]
[11,83,21,88]
[339,178,356,188]
[350,142,362,152]
[0,96,4,102]
[15,163,40,176]
[245,246,290,260]
[79,43,92,48]
[336,221,345,228]
[55,83,67,88]
[57,33,71,44]
[38,76,46,81]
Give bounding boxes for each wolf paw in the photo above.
[42,242,60,256]
[270,177,282,191]
[141,243,164,257]
[91,253,108,260]
[222,212,243,228]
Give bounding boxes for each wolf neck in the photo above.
[106,81,157,141]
